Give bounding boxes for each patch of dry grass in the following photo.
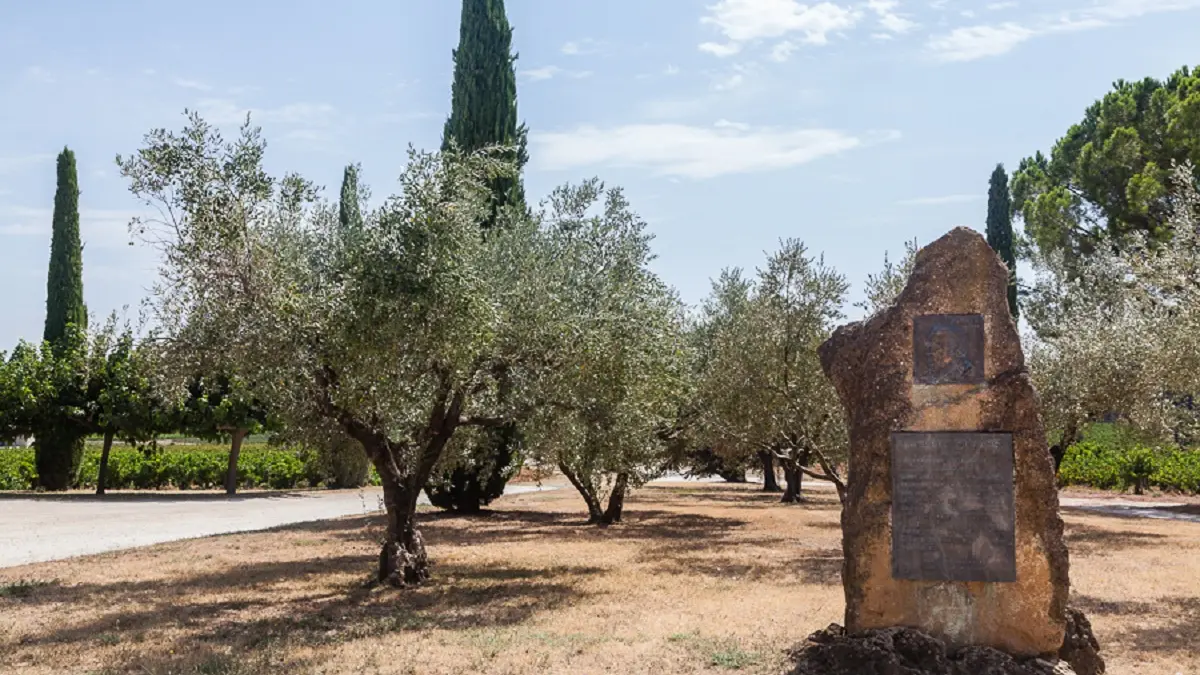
[0,481,1197,674]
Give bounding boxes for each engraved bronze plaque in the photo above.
[913,314,985,385]
[891,432,1016,582]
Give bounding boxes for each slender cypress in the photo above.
[987,163,1019,319]
[424,0,526,512]
[442,0,528,227]
[339,163,361,231]
[44,147,87,346]
[37,147,88,490]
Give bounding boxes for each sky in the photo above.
[0,0,1198,348]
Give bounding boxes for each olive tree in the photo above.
[1026,163,1200,462]
[694,240,850,504]
[520,181,692,524]
[117,112,555,585]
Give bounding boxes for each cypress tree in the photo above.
[339,163,361,231]
[44,147,86,346]
[425,0,526,512]
[986,163,1019,319]
[442,0,528,227]
[37,147,88,490]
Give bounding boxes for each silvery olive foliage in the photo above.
[693,240,850,502]
[117,111,569,583]
[855,238,918,316]
[1025,163,1200,446]
[520,180,693,523]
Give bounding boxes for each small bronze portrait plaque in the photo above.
[890,432,1016,583]
[913,314,985,385]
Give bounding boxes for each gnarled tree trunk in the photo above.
[759,450,781,492]
[781,463,803,503]
[600,472,629,525]
[378,467,430,586]
[96,429,115,496]
[559,462,605,522]
[224,428,247,495]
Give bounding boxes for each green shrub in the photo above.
[0,449,36,490]
[1059,441,1200,494]
[3,442,383,491]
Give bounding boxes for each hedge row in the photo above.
[1059,441,1200,493]
[0,444,381,491]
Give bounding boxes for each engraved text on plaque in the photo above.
[891,431,1016,582]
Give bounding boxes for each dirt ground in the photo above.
[1,480,1197,675]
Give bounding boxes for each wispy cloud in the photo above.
[22,66,55,84]
[172,77,212,91]
[531,122,897,179]
[868,0,919,33]
[0,154,54,175]
[698,0,863,59]
[519,66,592,82]
[927,0,1200,61]
[561,38,606,55]
[0,206,145,247]
[195,99,337,126]
[897,194,982,206]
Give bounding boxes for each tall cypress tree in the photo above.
[37,147,88,490]
[442,0,528,227]
[339,163,362,231]
[425,0,526,512]
[987,163,1019,319]
[44,147,86,346]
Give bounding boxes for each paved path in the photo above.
[0,485,554,569]
[1059,496,1200,524]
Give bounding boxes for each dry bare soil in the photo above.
[1,480,1197,675]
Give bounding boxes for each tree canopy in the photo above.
[1013,65,1200,259]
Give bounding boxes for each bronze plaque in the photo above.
[913,314,985,385]
[891,432,1016,582]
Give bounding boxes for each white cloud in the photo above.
[0,206,144,247]
[714,119,751,130]
[0,154,54,175]
[142,68,157,76]
[897,194,982,205]
[868,0,919,33]
[770,40,798,61]
[531,123,890,179]
[699,41,743,57]
[986,1,1018,9]
[664,64,681,76]
[872,32,896,39]
[519,66,592,82]
[699,0,861,57]
[928,0,1200,61]
[561,38,605,55]
[173,77,212,91]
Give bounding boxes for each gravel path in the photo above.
[0,484,554,569]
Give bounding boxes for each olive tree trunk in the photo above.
[559,462,605,522]
[759,450,781,492]
[96,429,116,495]
[378,466,430,586]
[224,428,248,495]
[600,472,629,525]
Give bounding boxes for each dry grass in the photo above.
[1,481,1198,674]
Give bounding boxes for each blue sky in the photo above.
[1,0,1198,348]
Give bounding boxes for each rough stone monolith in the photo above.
[818,227,1070,657]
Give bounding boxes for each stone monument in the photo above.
[797,227,1096,673]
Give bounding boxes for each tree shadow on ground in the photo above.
[6,554,601,663]
[643,546,843,585]
[1063,521,1169,552]
[1073,593,1200,656]
[0,489,333,503]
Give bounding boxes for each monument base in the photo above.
[785,609,1103,675]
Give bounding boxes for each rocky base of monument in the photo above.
[785,609,1104,675]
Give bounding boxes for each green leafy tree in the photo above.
[854,239,917,317]
[37,147,89,490]
[521,180,692,524]
[987,164,1019,319]
[117,112,559,585]
[179,374,271,495]
[1012,66,1200,260]
[430,0,530,513]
